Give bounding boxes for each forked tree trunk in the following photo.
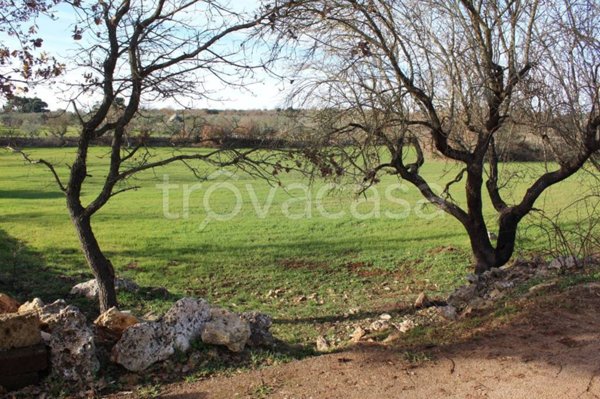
[467,210,522,274]
[71,214,118,312]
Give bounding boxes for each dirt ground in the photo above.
[114,282,600,399]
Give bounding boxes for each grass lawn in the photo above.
[0,147,596,344]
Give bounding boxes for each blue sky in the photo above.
[3,0,289,110]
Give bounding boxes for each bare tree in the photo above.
[9,0,291,312]
[279,0,600,273]
[0,0,63,97]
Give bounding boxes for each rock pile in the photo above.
[0,287,276,392]
[111,298,272,371]
[448,255,596,313]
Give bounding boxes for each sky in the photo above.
[3,0,290,111]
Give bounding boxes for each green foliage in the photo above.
[4,96,49,113]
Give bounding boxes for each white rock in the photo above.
[379,313,392,321]
[201,308,251,352]
[316,335,330,351]
[350,326,366,342]
[163,298,211,352]
[369,320,389,332]
[18,298,44,314]
[46,305,99,383]
[414,292,429,308]
[39,299,69,326]
[437,305,458,321]
[111,322,174,372]
[548,255,579,270]
[70,278,139,299]
[396,319,416,333]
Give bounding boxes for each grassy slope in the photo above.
[0,147,594,342]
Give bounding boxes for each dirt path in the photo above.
[124,283,600,398]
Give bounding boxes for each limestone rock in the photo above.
[94,307,139,337]
[70,278,139,299]
[396,319,416,333]
[0,312,41,350]
[240,311,274,347]
[0,293,20,314]
[163,298,211,352]
[201,308,251,352]
[17,298,44,315]
[414,292,429,308]
[70,279,100,299]
[46,305,99,383]
[316,336,330,351]
[548,255,579,270]
[437,305,458,321]
[379,313,392,321]
[111,322,174,372]
[447,284,478,309]
[38,299,69,327]
[350,326,366,342]
[369,320,389,332]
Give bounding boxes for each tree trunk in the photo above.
[467,210,522,274]
[466,223,498,274]
[71,215,118,312]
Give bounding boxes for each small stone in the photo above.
[379,313,392,321]
[549,255,579,270]
[437,305,458,321]
[240,312,273,347]
[316,336,330,351]
[466,274,479,284]
[94,307,139,337]
[396,319,416,333]
[293,295,307,303]
[493,281,514,290]
[488,288,505,300]
[17,298,44,315]
[350,326,366,342]
[369,320,389,332]
[0,312,41,350]
[201,308,251,352]
[414,292,429,308]
[447,284,478,309]
[383,332,401,343]
[70,278,139,299]
[0,293,20,314]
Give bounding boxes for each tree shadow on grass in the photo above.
[0,189,64,200]
[0,228,95,312]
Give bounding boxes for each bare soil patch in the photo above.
[135,282,600,399]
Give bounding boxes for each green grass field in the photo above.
[0,147,596,343]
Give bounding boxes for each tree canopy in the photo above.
[3,95,49,112]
